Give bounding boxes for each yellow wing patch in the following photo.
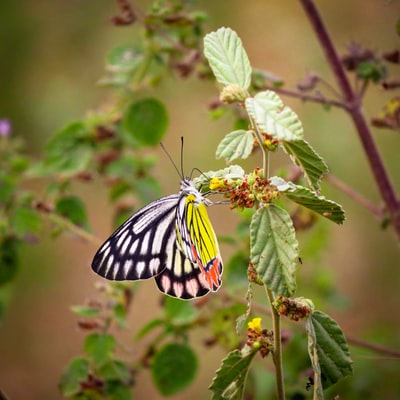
[184,194,222,290]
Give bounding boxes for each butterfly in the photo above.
[91,178,223,299]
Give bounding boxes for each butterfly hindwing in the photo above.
[155,241,210,299]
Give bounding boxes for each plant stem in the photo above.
[325,173,384,219]
[266,286,286,400]
[261,82,347,109]
[0,388,10,400]
[250,117,270,176]
[46,212,102,246]
[299,0,400,242]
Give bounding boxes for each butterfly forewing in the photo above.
[91,194,179,281]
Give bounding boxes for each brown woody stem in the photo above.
[298,0,400,241]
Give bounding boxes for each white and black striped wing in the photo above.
[91,194,179,281]
[155,240,211,299]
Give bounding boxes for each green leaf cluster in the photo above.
[152,343,198,396]
[203,26,351,400]
[306,311,353,398]
[134,296,201,396]
[61,283,136,399]
[209,347,257,400]
[0,126,44,322]
[60,338,133,400]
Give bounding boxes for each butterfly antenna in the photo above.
[180,136,185,178]
[160,141,183,179]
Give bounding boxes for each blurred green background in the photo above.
[1,1,399,399]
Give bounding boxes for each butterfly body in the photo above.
[91,179,223,299]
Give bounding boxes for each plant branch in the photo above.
[262,83,347,109]
[325,173,384,219]
[45,212,103,247]
[266,286,286,400]
[0,389,10,400]
[299,0,400,241]
[346,336,400,359]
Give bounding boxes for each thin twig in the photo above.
[346,337,400,359]
[325,173,384,219]
[45,212,103,247]
[317,76,343,100]
[263,84,347,109]
[0,389,10,400]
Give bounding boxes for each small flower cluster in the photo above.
[209,168,280,210]
[246,317,273,358]
[219,83,249,104]
[247,262,263,285]
[273,296,315,321]
[263,134,280,151]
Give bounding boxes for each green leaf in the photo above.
[245,91,303,141]
[211,304,247,349]
[105,381,132,400]
[209,347,257,400]
[0,285,13,324]
[107,45,142,71]
[151,343,198,396]
[250,205,298,296]
[134,176,162,205]
[216,130,254,163]
[112,206,135,230]
[40,121,92,176]
[108,181,132,202]
[164,296,198,325]
[0,237,20,286]
[357,60,387,83]
[105,156,139,182]
[192,165,245,190]
[122,98,168,146]
[70,305,100,318]
[60,357,90,397]
[274,180,345,225]
[282,140,329,191]
[135,318,165,340]
[225,251,250,289]
[10,206,41,238]
[0,174,15,204]
[10,154,30,174]
[252,68,284,88]
[113,303,127,328]
[204,27,252,89]
[84,333,116,368]
[98,360,132,383]
[306,311,353,392]
[55,196,89,228]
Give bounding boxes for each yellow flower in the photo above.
[209,177,223,190]
[247,317,262,333]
